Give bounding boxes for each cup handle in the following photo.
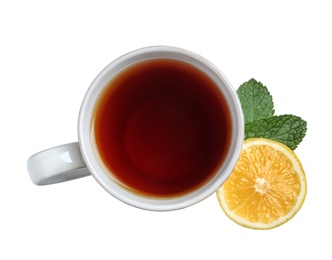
[27,142,91,185]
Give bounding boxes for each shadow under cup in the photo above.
[79,47,243,211]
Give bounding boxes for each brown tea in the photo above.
[92,58,232,197]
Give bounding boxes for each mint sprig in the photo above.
[238,79,307,150]
[245,115,307,150]
[237,79,274,124]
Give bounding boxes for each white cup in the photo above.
[27,46,244,211]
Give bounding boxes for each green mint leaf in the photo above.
[237,78,275,124]
[245,115,307,150]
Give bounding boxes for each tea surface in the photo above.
[93,59,231,197]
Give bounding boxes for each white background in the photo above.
[1,0,330,259]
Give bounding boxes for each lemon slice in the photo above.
[216,138,307,229]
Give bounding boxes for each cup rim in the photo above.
[78,46,244,211]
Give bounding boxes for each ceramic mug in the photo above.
[27,46,244,211]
